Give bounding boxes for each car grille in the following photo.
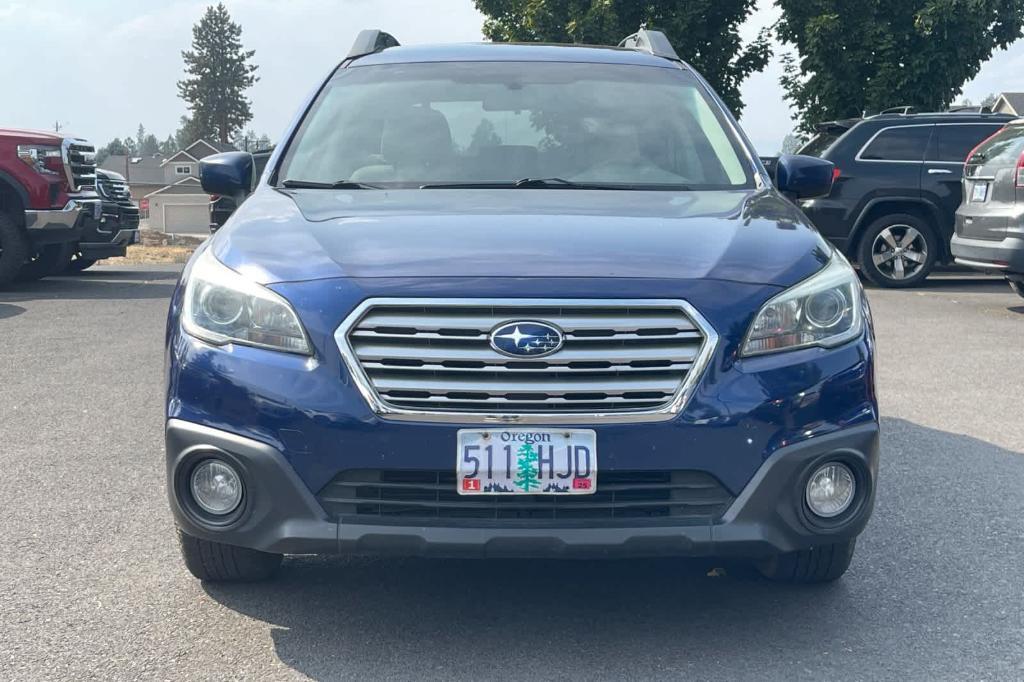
[97,174,134,206]
[317,469,734,523]
[64,141,96,191]
[337,299,712,419]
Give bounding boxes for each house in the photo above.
[992,93,1024,117]
[99,139,236,234]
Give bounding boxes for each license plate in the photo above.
[972,182,989,202]
[457,428,597,495]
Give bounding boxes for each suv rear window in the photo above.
[968,124,1024,166]
[927,124,1005,163]
[858,126,931,162]
[798,133,838,158]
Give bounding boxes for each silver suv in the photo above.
[952,118,1024,297]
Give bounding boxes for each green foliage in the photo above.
[177,2,259,143]
[514,443,540,492]
[473,0,770,115]
[776,0,1024,133]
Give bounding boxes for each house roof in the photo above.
[185,139,236,159]
[161,150,199,165]
[995,92,1024,115]
[99,154,166,185]
[144,176,207,198]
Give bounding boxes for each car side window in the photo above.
[927,125,1004,163]
[859,126,932,162]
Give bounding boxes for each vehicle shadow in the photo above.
[0,303,26,319]
[201,417,1024,680]
[0,266,180,303]
[863,273,1009,294]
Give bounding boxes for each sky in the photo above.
[2,0,1024,154]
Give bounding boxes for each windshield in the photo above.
[278,61,754,190]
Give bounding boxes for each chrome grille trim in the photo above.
[334,298,719,424]
[62,139,97,192]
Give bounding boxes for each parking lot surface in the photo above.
[1,266,1023,681]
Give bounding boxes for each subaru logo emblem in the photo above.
[489,321,564,358]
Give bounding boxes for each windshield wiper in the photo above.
[423,178,610,189]
[281,179,380,189]
[420,178,691,190]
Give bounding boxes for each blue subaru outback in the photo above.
[166,29,879,584]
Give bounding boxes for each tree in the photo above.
[513,443,540,492]
[174,115,208,150]
[473,0,770,115]
[96,137,131,165]
[177,2,259,143]
[160,135,178,156]
[780,132,805,154]
[776,0,1024,133]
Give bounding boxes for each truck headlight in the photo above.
[17,144,63,176]
[182,248,311,355]
[742,253,864,356]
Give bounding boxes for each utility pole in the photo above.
[53,120,65,133]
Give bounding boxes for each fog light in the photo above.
[190,460,243,515]
[805,462,855,518]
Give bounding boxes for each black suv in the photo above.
[66,168,140,271]
[797,111,1015,287]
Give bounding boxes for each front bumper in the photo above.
[951,232,1024,274]
[23,199,101,246]
[77,200,140,259]
[166,419,879,558]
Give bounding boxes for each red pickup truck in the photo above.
[0,128,101,285]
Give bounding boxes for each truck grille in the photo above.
[97,175,133,206]
[318,469,734,523]
[64,141,96,191]
[336,299,715,422]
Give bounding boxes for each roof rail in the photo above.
[347,29,400,60]
[618,26,680,60]
[879,106,915,115]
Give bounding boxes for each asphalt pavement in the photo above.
[1,265,1022,681]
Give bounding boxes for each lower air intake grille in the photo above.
[317,469,734,524]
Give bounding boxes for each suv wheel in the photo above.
[858,214,938,288]
[176,529,282,582]
[0,211,30,286]
[756,538,856,584]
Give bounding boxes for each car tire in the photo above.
[857,214,939,288]
[176,528,282,582]
[756,538,856,584]
[17,242,74,282]
[65,255,97,273]
[0,211,30,287]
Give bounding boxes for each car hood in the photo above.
[213,188,831,288]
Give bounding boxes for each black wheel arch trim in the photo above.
[848,196,947,261]
[0,171,30,214]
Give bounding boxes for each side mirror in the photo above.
[775,154,835,200]
[199,152,255,203]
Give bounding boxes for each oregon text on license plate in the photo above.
[456,429,597,495]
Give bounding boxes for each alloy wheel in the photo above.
[870,225,928,282]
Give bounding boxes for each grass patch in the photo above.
[97,244,196,265]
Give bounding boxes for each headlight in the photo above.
[17,144,63,176]
[742,253,863,356]
[182,248,311,354]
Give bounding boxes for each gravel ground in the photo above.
[0,266,1022,681]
